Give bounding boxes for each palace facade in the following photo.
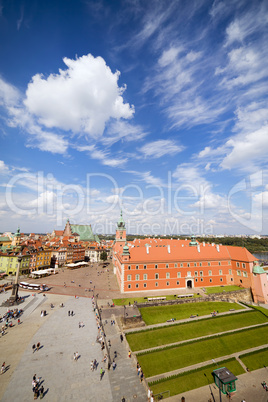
[112,213,268,303]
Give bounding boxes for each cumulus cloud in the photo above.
[24,54,134,139]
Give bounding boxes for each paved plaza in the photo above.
[0,264,268,401]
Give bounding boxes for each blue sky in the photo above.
[0,0,268,235]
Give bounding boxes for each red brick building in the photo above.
[112,213,262,296]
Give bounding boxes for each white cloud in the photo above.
[24,54,134,139]
[102,120,147,146]
[76,144,127,167]
[221,124,268,170]
[139,139,184,158]
[0,160,9,174]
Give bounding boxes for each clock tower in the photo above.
[115,210,126,247]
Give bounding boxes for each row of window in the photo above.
[127,277,224,289]
[127,270,248,281]
[128,261,233,270]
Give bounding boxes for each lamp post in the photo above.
[10,253,22,303]
[204,373,215,402]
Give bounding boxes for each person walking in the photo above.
[32,344,36,353]
[128,350,131,358]
[120,333,123,342]
[100,367,103,380]
[140,370,144,382]
[40,385,44,399]
[36,342,40,351]
[1,362,5,374]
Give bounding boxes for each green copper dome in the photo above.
[122,241,130,255]
[189,235,198,246]
[253,262,265,274]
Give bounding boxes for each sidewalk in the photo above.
[101,311,148,401]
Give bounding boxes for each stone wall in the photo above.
[136,288,253,308]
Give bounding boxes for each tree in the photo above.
[100,251,108,263]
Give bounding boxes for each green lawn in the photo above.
[251,305,268,317]
[126,311,267,351]
[149,358,244,399]
[239,348,268,371]
[137,325,268,377]
[113,294,200,306]
[205,285,241,294]
[139,301,244,325]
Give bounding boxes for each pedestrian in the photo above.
[128,350,131,358]
[137,366,141,376]
[112,361,116,371]
[94,359,97,370]
[32,344,36,353]
[100,367,103,380]
[114,350,117,358]
[90,360,94,371]
[68,311,70,316]
[122,397,126,402]
[33,386,38,400]
[71,311,74,316]
[18,318,20,325]
[1,362,5,374]
[73,353,76,362]
[75,352,79,361]
[36,342,40,351]
[33,374,36,381]
[40,385,44,399]
[140,370,144,382]
[108,340,111,347]
[120,333,123,342]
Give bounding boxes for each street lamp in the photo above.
[10,252,22,303]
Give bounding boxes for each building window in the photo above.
[194,263,197,267]
[229,269,232,275]
[195,278,198,282]
[144,265,147,269]
[209,270,212,276]
[242,263,246,269]
[236,262,240,267]
[200,278,203,282]
[135,274,140,281]
[143,274,147,280]
[135,284,139,288]
[220,278,223,282]
[228,261,231,265]
[177,281,180,285]
[166,272,170,279]
[166,264,169,268]
[128,265,131,270]
[175,263,177,268]
[166,281,170,286]
[128,284,131,289]
[177,272,181,278]
[155,264,158,269]
[208,262,211,266]
[155,273,159,279]
[210,278,212,283]
[180,263,183,267]
[187,271,191,277]
[237,270,241,276]
[136,265,139,270]
[199,262,202,267]
[127,275,131,281]
[219,270,222,275]
[155,282,158,287]
[143,283,147,288]
[187,263,190,267]
[200,271,203,277]
[219,261,221,266]
[194,271,198,277]
[243,271,248,277]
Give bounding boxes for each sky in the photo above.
[0,0,268,236]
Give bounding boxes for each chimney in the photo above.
[216,244,220,252]
[197,245,200,253]
[146,245,150,254]
[167,245,170,253]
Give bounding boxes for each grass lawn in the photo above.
[205,285,241,294]
[149,358,244,398]
[137,325,268,377]
[251,305,268,317]
[127,311,267,351]
[113,294,200,305]
[239,348,268,371]
[139,301,244,325]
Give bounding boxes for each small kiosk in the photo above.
[212,367,237,396]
